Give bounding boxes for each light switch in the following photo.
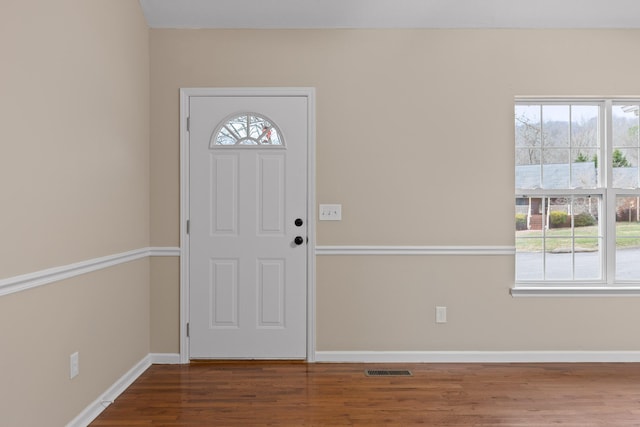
[319,204,342,221]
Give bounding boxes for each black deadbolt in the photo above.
[294,236,304,245]
[295,218,304,227]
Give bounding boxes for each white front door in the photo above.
[189,95,308,359]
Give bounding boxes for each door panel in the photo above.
[189,96,308,359]
[257,154,285,235]
[211,155,238,235]
[257,259,285,327]
[210,259,238,328]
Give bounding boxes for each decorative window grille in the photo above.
[211,113,283,147]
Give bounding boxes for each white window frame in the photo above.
[513,98,640,297]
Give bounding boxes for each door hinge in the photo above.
[186,219,190,234]
[186,116,190,132]
[186,322,190,338]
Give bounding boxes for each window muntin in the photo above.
[211,113,283,147]
[515,100,640,287]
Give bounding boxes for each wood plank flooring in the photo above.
[90,362,640,426]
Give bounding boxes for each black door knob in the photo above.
[294,236,304,245]
[295,218,303,227]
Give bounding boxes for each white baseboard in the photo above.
[66,355,152,427]
[315,350,640,363]
[149,353,182,364]
[66,353,181,427]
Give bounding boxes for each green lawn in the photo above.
[516,222,640,252]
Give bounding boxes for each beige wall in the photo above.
[318,256,640,351]
[150,29,640,352]
[150,257,180,353]
[1,1,150,425]
[0,260,150,427]
[1,0,150,277]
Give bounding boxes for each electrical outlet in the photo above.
[70,352,79,379]
[435,306,447,324]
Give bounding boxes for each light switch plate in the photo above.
[319,204,342,221]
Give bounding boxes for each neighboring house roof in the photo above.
[516,162,596,189]
[516,163,639,190]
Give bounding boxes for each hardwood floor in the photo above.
[90,362,640,426]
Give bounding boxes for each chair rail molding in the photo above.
[315,245,515,256]
[0,247,181,297]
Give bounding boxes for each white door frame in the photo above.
[179,87,316,363]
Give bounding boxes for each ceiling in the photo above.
[139,0,640,29]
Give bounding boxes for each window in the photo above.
[515,100,640,290]
[212,113,283,147]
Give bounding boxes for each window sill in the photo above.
[511,286,640,297]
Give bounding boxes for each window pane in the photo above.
[615,248,640,281]
[572,196,599,230]
[516,149,541,189]
[542,105,569,147]
[612,148,635,167]
[547,196,570,230]
[574,238,601,280]
[573,196,601,280]
[612,105,639,188]
[515,105,541,148]
[615,196,640,280]
[516,148,541,166]
[612,148,639,188]
[217,128,236,145]
[571,149,598,188]
[542,150,570,189]
[612,105,639,148]
[571,105,599,149]
[544,247,572,280]
[516,240,543,281]
[616,196,640,222]
[515,195,543,280]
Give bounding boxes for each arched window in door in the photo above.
[211,113,284,147]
